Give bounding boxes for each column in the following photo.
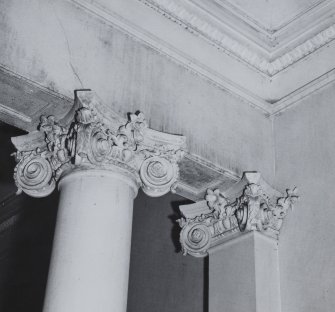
[43,169,137,312]
[178,172,298,312]
[11,90,186,312]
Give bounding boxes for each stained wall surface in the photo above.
[129,192,205,312]
[274,84,335,312]
[0,0,274,182]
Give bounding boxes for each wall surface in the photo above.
[129,192,205,312]
[0,0,274,182]
[274,84,335,312]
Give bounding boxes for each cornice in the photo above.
[69,0,272,113]
[270,68,335,116]
[3,1,335,121]
[140,0,335,76]
[213,0,331,34]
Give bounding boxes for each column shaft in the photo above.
[209,231,281,312]
[42,169,138,312]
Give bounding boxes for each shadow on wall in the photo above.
[0,122,59,312]
[128,193,206,312]
[169,199,193,253]
[0,194,59,312]
[170,199,209,312]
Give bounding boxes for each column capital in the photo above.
[178,172,298,257]
[11,90,186,198]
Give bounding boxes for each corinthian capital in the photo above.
[11,90,186,198]
[178,172,298,257]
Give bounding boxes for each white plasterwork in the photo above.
[178,172,298,257]
[66,0,335,114]
[141,0,335,76]
[11,90,186,198]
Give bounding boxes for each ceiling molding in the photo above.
[212,0,330,34]
[0,104,32,123]
[68,0,335,112]
[140,0,335,76]
[70,0,272,114]
[0,64,72,131]
[269,68,335,115]
[2,0,334,118]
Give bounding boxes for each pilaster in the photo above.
[178,172,298,312]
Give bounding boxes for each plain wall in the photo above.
[128,192,205,312]
[274,83,335,312]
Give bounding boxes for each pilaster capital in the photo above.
[11,90,186,198]
[178,172,298,257]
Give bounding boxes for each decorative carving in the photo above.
[178,172,298,257]
[140,0,335,76]
[14,151,56,198]
[12,91,186,198]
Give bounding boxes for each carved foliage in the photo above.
[68,108,148,167]
[13,96,184,198]
[178,184,298,257]
[14,116,70,197]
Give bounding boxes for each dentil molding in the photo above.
[141,0,335,76]
[11,90,186,198]
[66,0,335,114]
[178,172,298,257]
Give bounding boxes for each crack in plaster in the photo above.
[53,8,84,88]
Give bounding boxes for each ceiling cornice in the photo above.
[66,0,335,115]
[141,0,335,76]
[2,0,333,118]
[206,0,331,35]
[70,0,272,114]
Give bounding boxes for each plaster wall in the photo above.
[129,193,204,312]
[0,0,274,181]
[274,84,335,312]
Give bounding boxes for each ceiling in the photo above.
[187,0,334,53]
[207,0,326,32]
[85,0,335,113]
[1,0,335,115]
